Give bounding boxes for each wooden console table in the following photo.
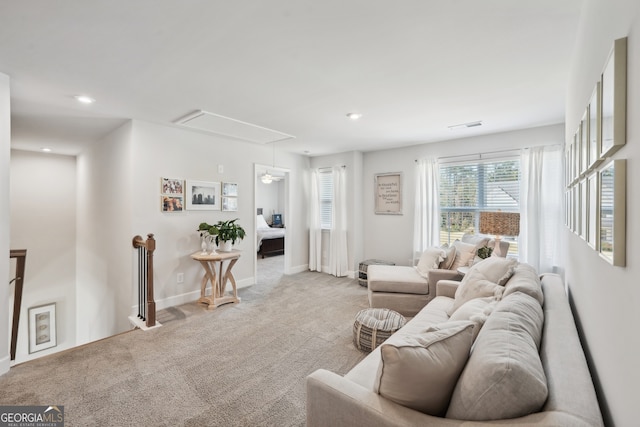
[191,250,241,310]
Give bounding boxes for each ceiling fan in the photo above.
[260,142,284,184]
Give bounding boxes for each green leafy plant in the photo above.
[477,245,493,259]
[198,219,246,245]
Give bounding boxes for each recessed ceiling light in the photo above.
[346,112,362,120]
[448,120,482,130]
[40,147,52,152]
[74,95,95,104]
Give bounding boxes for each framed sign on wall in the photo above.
[374,172,402,215]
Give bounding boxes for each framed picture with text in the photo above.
[374,172,402,215]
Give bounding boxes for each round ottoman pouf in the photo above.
[353,308,406,352]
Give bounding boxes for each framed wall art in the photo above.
[186,180,221,211]
[600,37,627,160]
[29,303,57,353]
[222,182,238,197]
[588,82,602,170]
[374,172,402,215]
[599,159,626,266]
[161,177,184,212]
[586,172,599,249]
[222,196,238,212]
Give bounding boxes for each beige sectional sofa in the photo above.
[307,259,603,426]
[368,235,509,317]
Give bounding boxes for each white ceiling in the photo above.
[0,1,582,157]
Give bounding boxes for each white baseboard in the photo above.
[131,276,255,315]
[287,264,309,274]
[0,354,9,377]
[128,316,162,331]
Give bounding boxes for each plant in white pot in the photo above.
[198,219,246,252]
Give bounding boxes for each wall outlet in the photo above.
[177,272,184,284]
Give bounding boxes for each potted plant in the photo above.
[477,245,493,259]
[198,219,246,252]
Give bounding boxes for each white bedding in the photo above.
[257,227,285,251]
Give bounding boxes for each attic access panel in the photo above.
[175,110,295,144]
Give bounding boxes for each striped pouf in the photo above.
[353,308,406,352]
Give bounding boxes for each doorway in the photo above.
[254,163,291,284]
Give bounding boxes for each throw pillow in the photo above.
[448,297,497,341]
[468,256,518,286]
[439,244,457,270]
[415,247,446,278]
[450,240,477,270]
[447,268,505,316]
[256,214,270,229]
[374,321,475,416]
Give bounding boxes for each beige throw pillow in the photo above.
[448,297,497,341]
[374,321,475,416]
[470,256,518,286]
[450,240,477,270]
[439,245,457,270]
[416,247,446,278]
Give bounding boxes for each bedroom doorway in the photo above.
[254,163,291,284]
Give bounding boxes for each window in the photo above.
[439,157,520,253]
[318,170,333,229]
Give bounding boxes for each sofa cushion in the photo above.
[448,297,497,341]
[439,244,457,270]
[446,291,547,421]
[502,263,544,304]
[416,247,446,278]
[368,265,429,295]
[450,240,477,270]
[374,321,474,416]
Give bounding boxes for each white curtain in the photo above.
[413,158,440,263]
[308,169,322,272]
[329,166,348,277]
[520,145,563,273]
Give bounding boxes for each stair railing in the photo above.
[132,234,156,328]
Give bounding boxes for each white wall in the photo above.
[362,125,564,266]
[256,178,284,223]
[129,120,310,306]
[76,121,134,344]
[9,150,77,362]
[565,1,640,425]
[0,73,11,375]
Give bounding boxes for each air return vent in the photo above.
[174,110,295,144]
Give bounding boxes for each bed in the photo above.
[256,212,285,258]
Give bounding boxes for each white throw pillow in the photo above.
[447,269,505,316]
[448,297,497,341]
[450,240,477,270]
[470,256,518,286]
[256,214,270,229]
[416,247,446,278]
[374,321,475,416]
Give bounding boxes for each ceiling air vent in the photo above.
[174,110,295,144]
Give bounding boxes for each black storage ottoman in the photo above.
[358,259,395,287]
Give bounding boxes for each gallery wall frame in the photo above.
[161,177,185,212]
[186,180,221,211]
[588,82,603,171]
[599,37,627,160]
[29,303,56,354]
[586,172,599,249]
[599,159,626,266]
[374,172,402,215]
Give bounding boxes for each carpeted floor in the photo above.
[0,256,369,426]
